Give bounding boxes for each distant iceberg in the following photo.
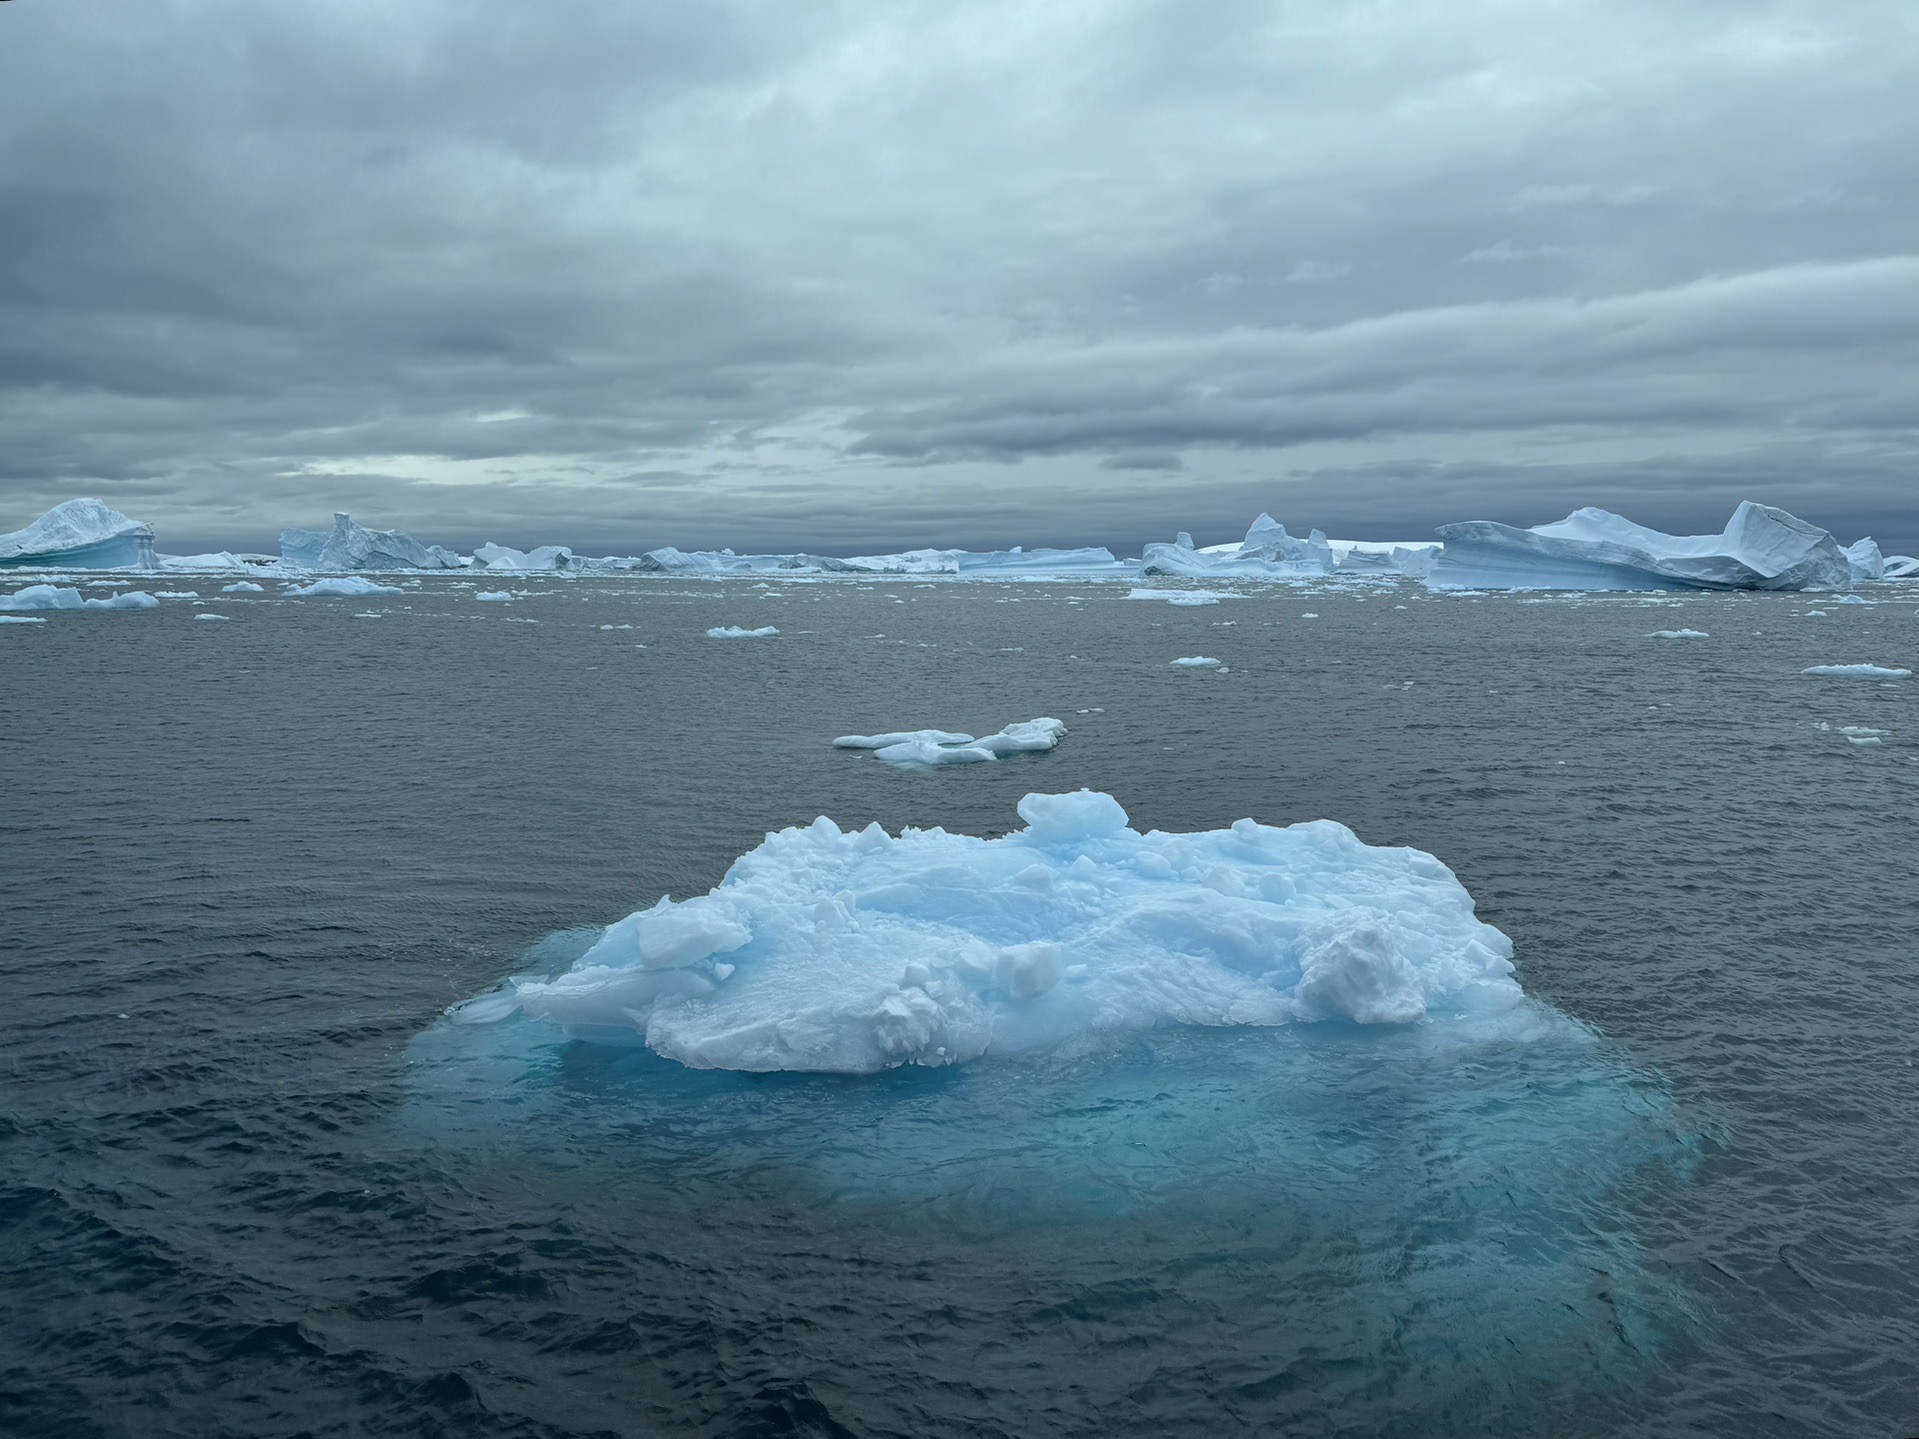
[0,583,159,611]
[458,790,1522,1073]
[473,541,577,573]
[1842,537,1886,583]
[619,544,1130,578]
[0,499,156,570]
[280,513,462,572]
[1144,515,1336,578]
[1432,502,1853,592]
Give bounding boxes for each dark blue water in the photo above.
[2,578,1915,1436]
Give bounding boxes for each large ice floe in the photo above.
[0,584,159,611]
[0,499,157,570]
[280,513,462,571]
[458,791,1523,1074]
[1431,501,1853,591]
[284,575,404,598]
[834,718,1066,767]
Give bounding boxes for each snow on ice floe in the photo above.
[285,576,404,598]
[0,584,159,611]
[221,580,265,593]
[1172,655,1222,668]
[1432,502,1853,592]
[0,499,157,571]
[707,625,779,639]
[835,718,1067,767]
[1648,629,1710,639]
[457,791,1523,1073]
[474,591,514,602]
[1802,663,1910,679]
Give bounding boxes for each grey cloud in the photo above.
[0,0,1914,554]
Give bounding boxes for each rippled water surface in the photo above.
[3,577,1916,1437]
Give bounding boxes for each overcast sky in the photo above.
[2,0,1915,555]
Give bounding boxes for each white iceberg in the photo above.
[221,581,265,594]
[472,541,577,572]
[837,718,1067,767]
[707,625,779,639]
[464,790,1523,1073]
[474,591,514,602]
[285,576,404,598]
[1143,515,1337,579]
[0,584,159,611]
[1802,663,1910,679]
[1431,502,1852,592]
[0,499,156,571]
[1884,554,1919,579]
[1842,537,1886,583]
[1172,655,1222,668]
[280,513,461,572]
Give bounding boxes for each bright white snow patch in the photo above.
[1172,656,1222,668]
[0,584,159,611]
[837,718,1068,767]
[707,625,779,639]
[465,791,1522,1073]
[1802,664,1911,679]
[474,591,514,602]
[1648,629,1709,639]
[285,576,404,598]
[221,581,265,594]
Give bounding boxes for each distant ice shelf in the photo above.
[454,790,1523,1073]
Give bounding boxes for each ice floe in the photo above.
[0,584,159,611]
[1802,663,1911,679]
[1172,655,1222,668]
[1432,502,1852,592]
[707,625,779,638]
[0,615,48,624]
[0,499,156,571]
[284,576,405,598]
[221,580,265,594]
[474,591,514,602]
[1648,629,1710,639]
[837,718,1067,767]
[459,790,1523,1073]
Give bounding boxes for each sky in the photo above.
[2,0,1916,557]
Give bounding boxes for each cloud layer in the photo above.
[2,0,1915,553]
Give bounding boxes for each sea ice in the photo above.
[280,513,461,571]
[464,791,1523,1073]
[0,498,157,570]
[1432,502,1852,592]
[707,625,779,638]
[474,591,514,602]
[842,718,1068,767]
[1143,514,1337,578]
[221,580,265,593]
[1172,656,1222,668]
[1648,629,1709,639]
[473,541,577,572]
[1127,588,1228,605]
[0,584,159,611]
[0,615,47,624]
[194,613,229,621]
[1802,664,1911,679]
[285,576,405,598]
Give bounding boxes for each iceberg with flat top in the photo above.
[1431,502,1852,592]
[0,499,156,570]
[280,513,462,572]
[457,790,1523,1074]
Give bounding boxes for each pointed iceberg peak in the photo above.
[279,513,462,572]
[0,498,157,570]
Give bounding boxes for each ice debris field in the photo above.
[454,791,1524,1076]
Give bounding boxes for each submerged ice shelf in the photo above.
[455,791,1523,1074]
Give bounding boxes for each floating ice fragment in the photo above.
[0,615,47,624]
[221,580,265,593]
[477,790,1522,1072]
[865,719,1068,768]
[285,576,404,598]
[0,584,159,611]
[707,625,780,639]
[475,591,514,602]
[1172,656,1222,668]
[194,613,228,621]
[1802,664,1911,679]
[1648,629,1709,639]
[835,729,978,750]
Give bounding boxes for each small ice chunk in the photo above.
[1171,656,1222,668]
[707,625,780,638]
[1648,629,1709,639]
[0,615,48,624]
[1802,664,1911,679]
[475,591,514,602]
[194,613,229,621]
[836,729,977,749]
[1846,735,1884,747]
[860,718,1067,769]
[222,580,265,593]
